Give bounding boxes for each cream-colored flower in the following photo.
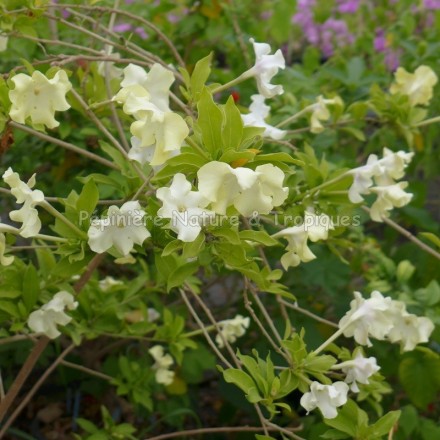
[241,94,286,140]
[273,226,317,269]
[273,210,333,270]
[97,52,123,81]
[197,162,288,216]
[247,39,285,98]
[129,111,189,166]
[99,276,123,291]
[0,233,14,266]
[300,381,349,419]
[149,345,175,385]
[157,173,215,242]
[336,353,380,392]
[27,291,78,339]
[390,65,438,106]
[3,167,44,238]
[387,309,435,352]
[87,201,150,256]
[116,63,174,112]
[369,183,413,222]
[339,291,395,346]
[9,70,72,128]
[310,96,341,133]
[216,315,250,348]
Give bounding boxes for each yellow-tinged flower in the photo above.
[390,65,438,106]
[9,70,72,129]
[0,233,14,266]
[310,96,343,134]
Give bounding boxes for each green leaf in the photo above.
[399,350,440,409]
[167,260,199,291]
[239,230,279,246]
[221,96,243,151]
[255,436,276,440]
[197,88,224,157]
[162,240,183,257]
[223,368,260,398]
[419,232,440,249]
[324,400,366,436]
[22,264,39,312]
[190,52,212,102]
[366,411,401,438]
[76,179,99,219]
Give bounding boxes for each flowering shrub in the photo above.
[0,1,439,440]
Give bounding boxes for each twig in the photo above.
[60,360,112,381]
[279,299,339,328]
[179,289,233,369]
[362,206,440,261]
[9,122,118,170]
[145,424,303,440]
[0,344,75,438]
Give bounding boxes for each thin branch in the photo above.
[10,121,118,170]
[145,424,303,440]
[60,360,112,381]
[0,344,75,438]
[279,299,339,328]
[362,206,440,261]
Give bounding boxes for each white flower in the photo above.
[157,173,214,242]
[149,345,175,385]
[129,111,189,166]
[300,381,349,419]
[336,353,380,392]
[99,276,123,291]
[148,308,160,322]
[0,233,14,266]
[9,70,72,129]
[273,226,316,269]
[339,291,434,351]
[216,315,250,348]
[248,39,285,98]
[116,63,174,113]
[369,183,413,222]
[390,65,438,106]
[97,52,123,81]
[197,162,288,216]
[114,64,188,167]
[3,167,44,238]
[27,291,78,339]
[348,148,413,203]
[241,94,286,140]
[310,96,342,134]
[273,211,333,270]
[339,291,395,346]
[387,309,435,352]
[87,201,150,256]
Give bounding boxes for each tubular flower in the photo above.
[197,162,288,216]
[310,96,342,133]
[27,291,78,339]
[390,65,438,106]
[87,201,151,256]
[216,315,250,348]
[247,39,285,98]
[149,345,175,385]
[300,381,349,419]
[241,94,286,140]
[369,183,413,221]
[9,70,72,128]
[273,211,333,270]
[156,173,215,242]
[339,291,435,351]
[336,353,380,392]
[2,167,44,237]
[113,63,188,166]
